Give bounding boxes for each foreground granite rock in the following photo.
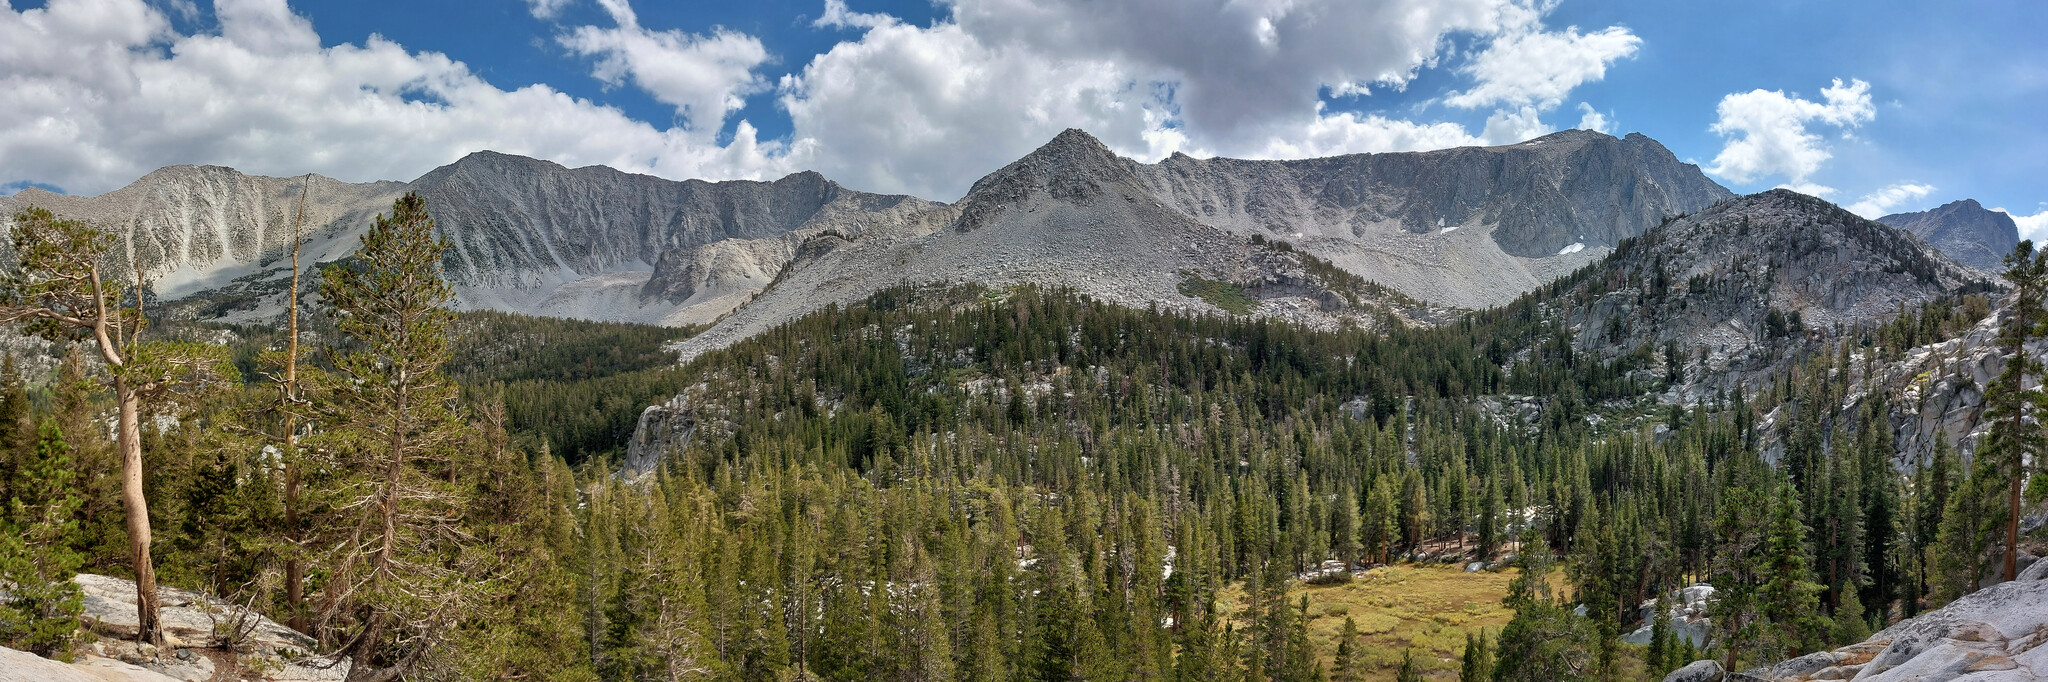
[72,573,346,681]
[0,643,178,682]
[1667,573,2048,682]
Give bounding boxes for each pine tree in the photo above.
[0,207,235,646]
[1280,596,1316,682]
[1460,631,1493,682]
[1332,615,1360,682]
[1758,483,1825,659]
[0,421,87,658]
[310,192,492,678]
[0,355,29,504]
[1830,582,1870,647]
[1396,648,1422,682]
[1983,240,2047,583]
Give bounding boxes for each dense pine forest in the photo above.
[1,196,2042,681]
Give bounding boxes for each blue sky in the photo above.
[2,0,2043,232]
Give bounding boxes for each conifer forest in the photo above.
[1,192,2043,682]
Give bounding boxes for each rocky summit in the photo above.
[2,128,1729,336]
[1559,189,1994,402]
[1880,199,2022,272]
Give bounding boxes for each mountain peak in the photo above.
[1880,197,2019,270]
[951,128,1138,225]
[1016,128,1123,170]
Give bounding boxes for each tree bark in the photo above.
[2009,459,2022,583]
[115,375,163,647]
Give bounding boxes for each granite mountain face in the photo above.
[1131,129,1734,308]
[1552,189,1994,403]
[1878,198,2022,272]
[3,128,1730,335]
[0,153,940,327]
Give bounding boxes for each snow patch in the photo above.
[1557,242,1586,255]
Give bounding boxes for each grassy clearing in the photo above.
[1178,271,1258,315]
[1218,564,1525,681]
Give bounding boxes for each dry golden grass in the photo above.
[1217,564,1532,681]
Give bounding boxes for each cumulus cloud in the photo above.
[1575,103,1609,133]
[775,0,1637,198]
[1444,24,1640,110]
[1245,109,1483,159]
[1705,78,1875,192]
[813,0,890,30]
[1846,182,1935,219]
[557,0,770,133]
[1480,106,1554,145]
[777,19,1169,198]
[1,0,1644,203]
[2001,206,2048,240]
[0,0,784,195]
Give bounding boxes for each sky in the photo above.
[2,0,2044,235]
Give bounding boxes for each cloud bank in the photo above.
[1846,182,1935,219]
[1705,78,1875,196]
[2,0,1643,201]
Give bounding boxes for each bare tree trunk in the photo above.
[116,376,163,647]
[2009,461,2022,583]
[286,175,309,633]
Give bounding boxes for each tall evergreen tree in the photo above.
[311,192,492,680]
[1984,240,2047,583]
[0,206,234,646]
[0,420,87,658]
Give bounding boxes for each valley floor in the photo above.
[1218,564,1529,681]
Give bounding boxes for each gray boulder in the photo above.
[72,574,346,681]
[1664,659,1725,682]
[0,643,177,682]
[1741,577,2048,681]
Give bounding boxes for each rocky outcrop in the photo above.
[1670,572,2048,682]
[1665,659,1728,682]
[1132,129,1733,308]
[0,644,179,682]
[1880,199,2021,272]
[1625,584,1716,648]
[71,573,345,681]
[1560,189,1995,405]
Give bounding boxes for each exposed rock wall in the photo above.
[1880,199,2021,272]
[1130,130,1733,308]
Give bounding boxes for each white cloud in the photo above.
[946,0,1528,143]
[2000,206,2048,241]
[0,0,1645,203]
[526,0,574,20]
[1444,24,1640,110]
[0,0,785,195]
[1705,78,1875,190]
[813,0,890,30]
[1846,182,1935,219]
[1246,109,1483,159]
[1480,106,1554,145]
[557,0,770,134]
[774,0,1635,198]
[777,19,1166,198]
[1575,102,1609,133]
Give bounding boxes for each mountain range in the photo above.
[1,128,1734,334]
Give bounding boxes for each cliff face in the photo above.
[0,167,403,300]
[1130,130,1733,308]
[1553,190,1993,402]
[670,129,1420,364]
[1880,199,2021,272]
[0,153,941,326]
